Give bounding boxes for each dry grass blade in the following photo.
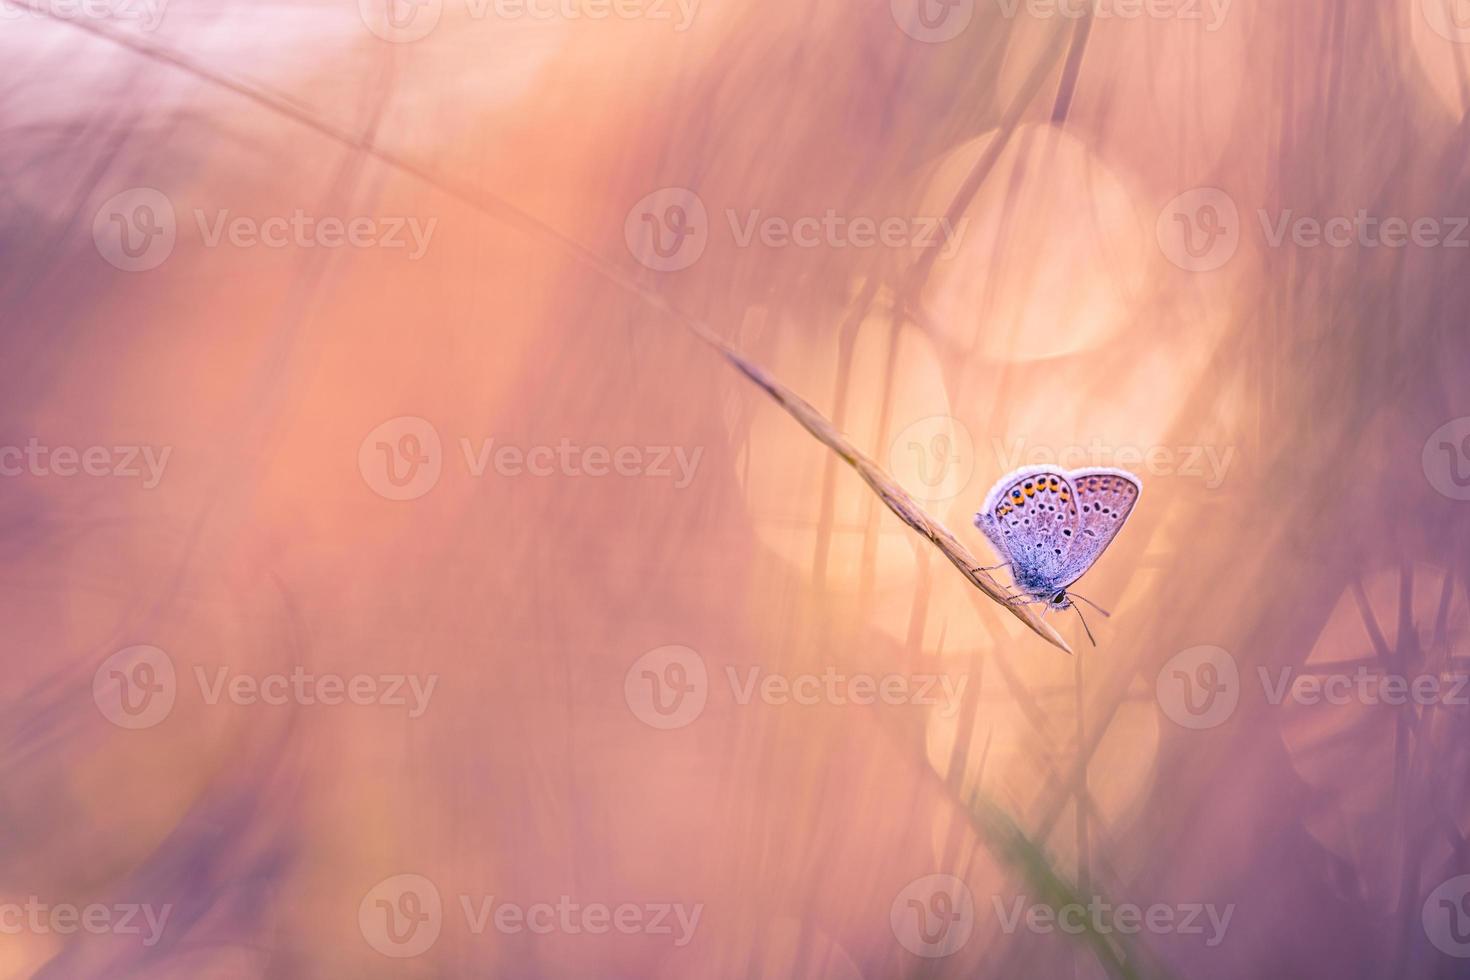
[713,341,1074,655]
[19,0,1073,656]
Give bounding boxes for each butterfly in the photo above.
[973,465,1141,644]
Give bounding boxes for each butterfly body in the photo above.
[974,465,1141,612]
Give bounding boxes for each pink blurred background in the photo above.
[2,0,1470,976]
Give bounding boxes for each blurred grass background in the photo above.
[1,0,1469,976]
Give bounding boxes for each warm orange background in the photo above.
[2,0,1469,976]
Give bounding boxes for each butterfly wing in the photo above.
[974,466,1081,597]
[1053,467,1142,588]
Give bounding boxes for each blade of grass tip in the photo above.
[711,341,1073,654]
[972,800,1166,980]
[34,4,1074,655]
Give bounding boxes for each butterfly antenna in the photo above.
[1072,602,1098,647]
[1071,593,1113,619]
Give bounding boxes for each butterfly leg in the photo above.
[970,561,1011,574]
